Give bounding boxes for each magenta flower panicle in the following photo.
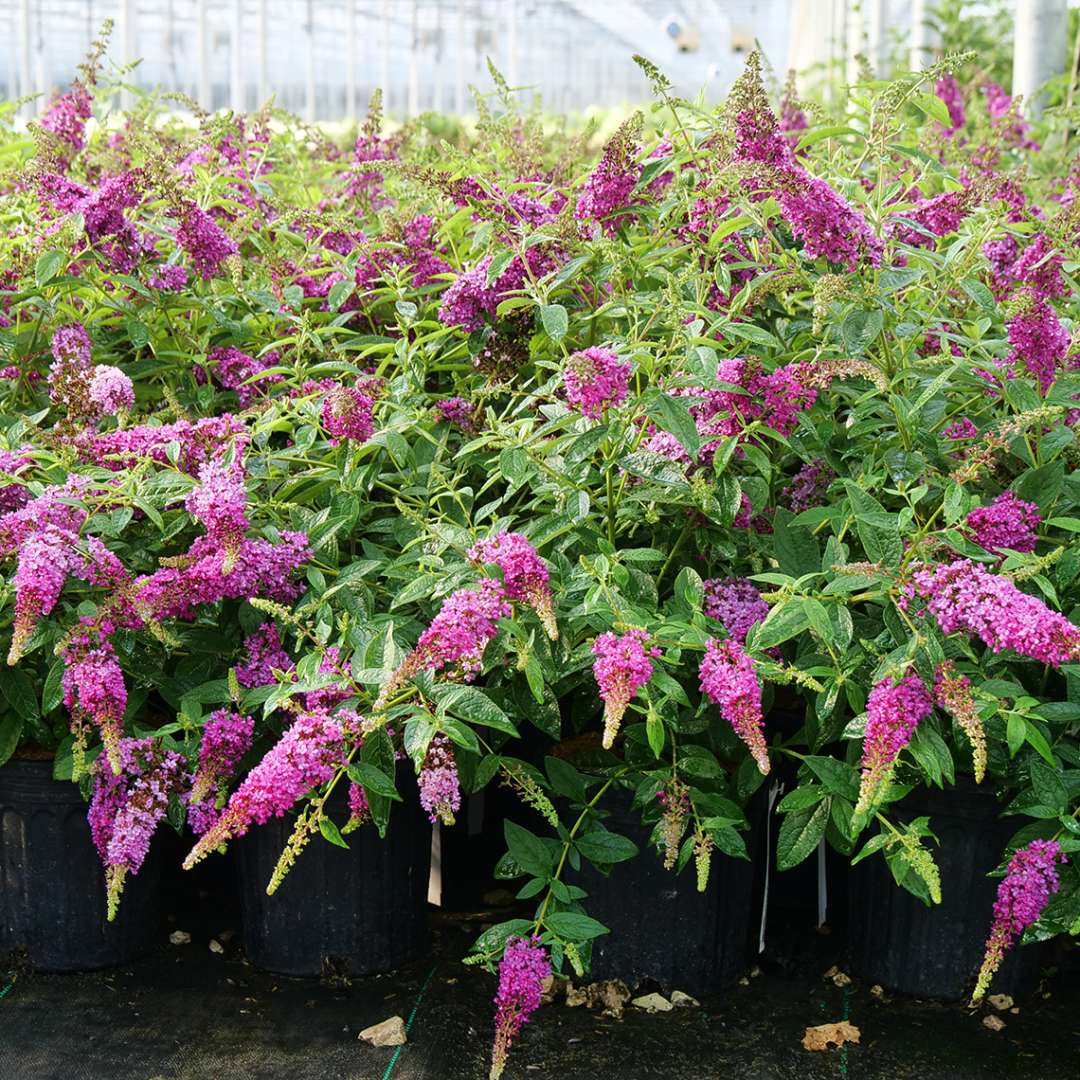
[854,674,933,815]
[699,637,769,775]
[972,839,1065,1004]
[467,531,558,640]
[563,347,631,419]
[417,733,461,825]
[489,936,551,1080]
[375,580,511,710]
[591,628,659,749]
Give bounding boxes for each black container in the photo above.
[0,757,161,971]
[236,788,432,977]
[570,787,761,995]
[847,779,1041,1000]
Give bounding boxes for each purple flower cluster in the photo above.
[967,491,1041,555]
[592,628,660,749]
[88,737,185,918]
[61,622,129,774]
[703,577,770,644]
[175,201,238,279]
[911,559,1080,666]
[210,346,283,406]
[1006,295,1069,393]
[944,417,979,440]
[417,733,461,825]
[890,191,969,248]
[436,396,477,432]
[437,253,528,331]
[236,623,294,688]
[934,661,987,783]
[489,937,551,1080]
[183,708,347,867]
[0,449,32,513]
[782,460,834,512]
[1011,235,1066,300]
[189,709,255,810]
[321,385,375,445]
[185,457,250,563]
[936,74,966,135]
[854,674,933,814]
[563,347,632,419]
[973,840,1065,1003]
[574,121,643,236]
[467,531,557,640]
[699,638,769,775]
[48,322,93,420]
[72,414,248,473]
[41,85,92,155]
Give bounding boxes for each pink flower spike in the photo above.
[699,637,769,775]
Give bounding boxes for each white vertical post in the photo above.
[117,0,134,110]
[305,0,316,121]
[909,0,939,72]
[865,0,885,77]
[33,0,46,116]
[230,0,243,113]
[407,0,419,117]
[844,0,862,94]
[455,0,465,114]
[380,0,391,113]
[507,0,518,87]
[432,4,444,114]
[257,0,268,106]
[197,0,211,110]
[345,0,357,118]
[18,0,31,120]
[1013,0,1068,117]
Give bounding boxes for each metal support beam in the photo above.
[230,0,244,113]
[197,0,210,110]
[345,0,357,118]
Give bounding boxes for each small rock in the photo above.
[669,990,700,1008]
[1010,1007,1019,1015]
[169,931,191,946]
[749,966,762,979]
[870,984,887,1001]
[359,1016,407,1047]
[802,1021,861,1052]
[982,1014,1006,1032]
[444,977,458,986]
[823,965,852,988]
[988,994,1014,1012]
[631,992,673,1014]
[208,940,224,955]
[737,976,750,987]
[566,985,589,1008]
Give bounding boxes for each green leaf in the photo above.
[327,279,354,312]
[360,728,396,836]
[319,816,349,849]
[1029,760,1067,814]
[544,756,587,802]
[499,446,529,487]
[35,250,65,286]
[843,481,902,567]
[435,684,518,735]
[776,799,830,871]
[544,911,610,941]
[0,713,24,767]
[540,303,568,342]
[504,820,552,879]
[772,508,821,577]
[575,829,639,864]
[842,308,884,355]
[646,711,665,758]
[41,659,65,715]
[346,761,402,800]
[646,392,700,457]
[751,600,811,651]
[802,756,859,801]
[912,91,953,128]
[0,668,41,721]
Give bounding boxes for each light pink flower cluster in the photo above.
[87,365,135,413]
[88,737,185,919]
[563,347,631,419]
[184,457,249,565]
[489,937,551,1080]
[189,708,255,812]
[972,839,1065,1003]
[910,559,1080,667]
[467,531,557,640]
[966,491,1041,555]
[592,628,660,749]
[48,323,94,420]
[72,414,248,473]
[699,638,769,775]
[183,708,347,867]
[854,674,933,814]
[417,733,461,825]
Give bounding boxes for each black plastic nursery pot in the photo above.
[847,778,1041,1000]
[0,756,161,971]
[570,786,763,996]
[236,787,432,977]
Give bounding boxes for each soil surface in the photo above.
[2,913,1078,1080]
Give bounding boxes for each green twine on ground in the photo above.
[0,976,16,1001]
[839,984,850,1077]
[381,965,437,1080]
